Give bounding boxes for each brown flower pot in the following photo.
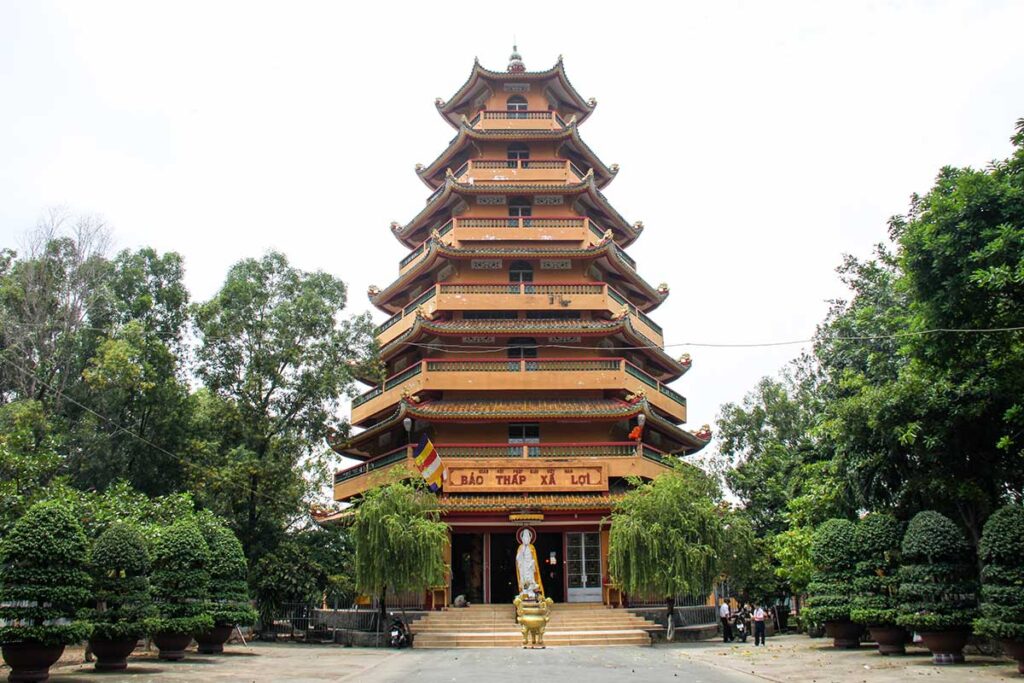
[1001,639,1024,674]
[868,626,908,655]
[152,632,192,661]
[919,629,969,664]
[824,620,864,648]
[195,625,233,654]
[1,642,65,683]
[88,636,139,671]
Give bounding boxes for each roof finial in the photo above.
[508,42,525,73]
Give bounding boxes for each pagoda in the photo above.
[332,49,711,607]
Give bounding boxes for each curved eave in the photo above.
[395,175,640,248]
[380,315,691,380]
[370,236,667,313]
[416,122,618,191]
[331,396,710,458]
[436,57,595,130]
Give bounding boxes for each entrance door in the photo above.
[489,533,519,604]
[535,533,564,603]
[451,533,483,604]
[566,532,602,602]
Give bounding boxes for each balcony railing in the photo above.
[334,441,675,484]
[351,356,686,412]
[468,110,569,130]
[451,158,587,183]
[374,287,437,336]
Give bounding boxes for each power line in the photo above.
[387,325,1024,355]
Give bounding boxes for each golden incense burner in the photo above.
[514,595,553,648]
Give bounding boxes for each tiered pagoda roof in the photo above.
[436,56,596,128]
[416,121,618,190]
[392,174,642,247]
[370,234,666,312]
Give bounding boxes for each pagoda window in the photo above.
[507,143,530,161]
[506,95,528,119]
[508,196,532,218]
[462,310,517,320]
[507,337,538,360]
[509,260,533,283]
[508,422,540,444]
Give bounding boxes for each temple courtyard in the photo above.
[22,636,1023,682]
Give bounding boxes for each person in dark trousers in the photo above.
[719,600,733,642]
[752,604,767,646]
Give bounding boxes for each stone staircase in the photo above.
[411,603,657,648]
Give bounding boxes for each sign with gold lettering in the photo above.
[445,463,607,493]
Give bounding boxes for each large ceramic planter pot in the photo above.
[824,620,864,649]
[152,632,192,661]
[868,626,907,655]
[195,625,233,654]
[1000,639,1024,674]
[919,629,969,664]
[88,636,138,671]
[1,642,65,683]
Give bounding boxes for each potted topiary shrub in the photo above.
[804,518,863,648]
[194,516,257,654]
[975,505,1024,673]
[149,519,214,661]
[84,522,156,671]
[896,510,978,664]
[850,512,907,655]
[0,501,92,683]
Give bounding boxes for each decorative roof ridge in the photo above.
[371,231,667,312]
[334,395,709,457]
[394,172,638,248]
[415,120,618,191]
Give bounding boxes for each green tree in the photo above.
[149,520,214,637]
[975,505,1024,642]
[192,251,375,563]
[196,513,257,628]
[352,475,448,622]
[85,522,156,641]
[607,462,725,632]
[0,400,62,534]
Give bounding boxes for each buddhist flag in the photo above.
[413,434,446,493]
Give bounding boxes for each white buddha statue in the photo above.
[515,528,543,599]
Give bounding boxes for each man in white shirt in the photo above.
[719,601,733,642]
[753,604,767,646]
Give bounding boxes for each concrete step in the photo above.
[412,630,652,648]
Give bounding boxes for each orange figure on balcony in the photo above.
[331,49,710,607]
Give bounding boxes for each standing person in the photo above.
[719,600,733,642]
[753,603,767,646]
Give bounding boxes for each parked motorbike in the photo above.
[733,613,749,643]
[389,614,411,648]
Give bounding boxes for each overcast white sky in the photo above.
[2,0,1023,441]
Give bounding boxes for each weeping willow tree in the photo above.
[352,471,449,624]
[607,462,725,638]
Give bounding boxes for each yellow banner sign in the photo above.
[445,463,607,493]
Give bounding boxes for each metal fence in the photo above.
[625,592,711,608]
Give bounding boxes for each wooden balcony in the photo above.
[333,441,679,500]
[350,357,686,425]
[468,109,568,131]
[453,158,586,185]
[374,281,664,349]
[397,217,606,276]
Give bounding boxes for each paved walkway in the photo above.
[24,634,1024,682]
[675,634,1021,682]
[39,642,753,683]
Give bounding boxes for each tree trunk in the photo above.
[379,584,387,637]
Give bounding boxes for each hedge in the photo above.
[84,522,157,640]
[149,519,213,635]
[975,505,1024,641]
[0,501,92,646]
[896,511,977,632]
[804,518,859,624]
[850,512,902,627]
[198,515,257,627]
